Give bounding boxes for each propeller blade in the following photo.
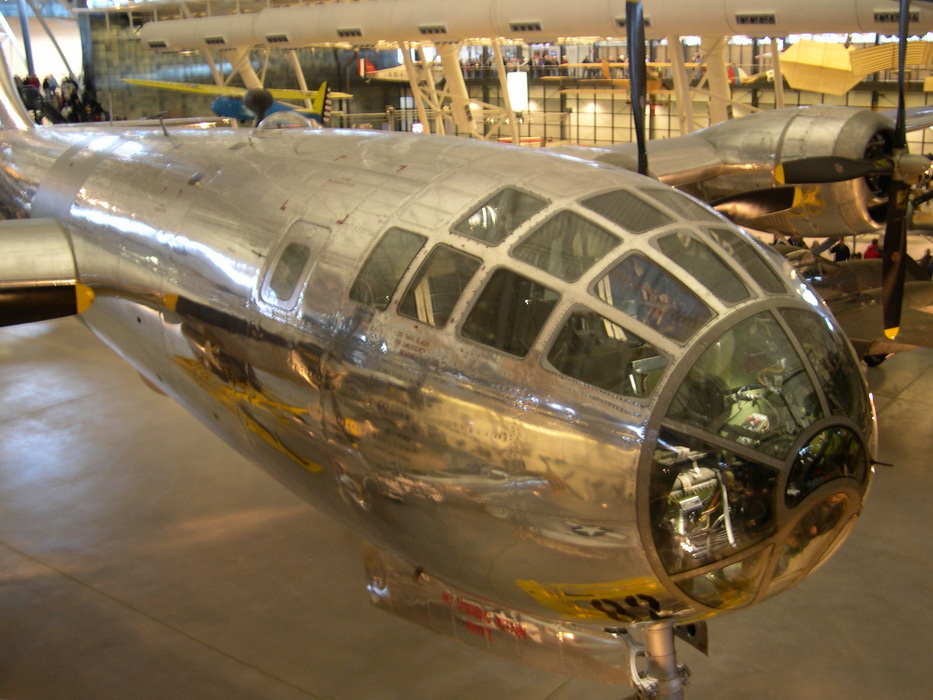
[882,182,910,338]
[882,0,913,339]
[774,155,894,184]
[626,1,648,175]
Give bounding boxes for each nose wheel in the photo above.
[618,621,693,699]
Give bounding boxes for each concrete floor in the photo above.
[1,317,931,700]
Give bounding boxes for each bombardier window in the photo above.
[639,186,723,223]
[399,245,482,327]
[547,309,667,398]
[581,189,673,233]
[453,187,548,245]
[350,228,427,310]
[666,312,823,459]
[268,242,311,303]
[594,254,711,341]
[707,227,786,294]
[512,211,620,281]
[657,231,750,304]
[462,269,559,357]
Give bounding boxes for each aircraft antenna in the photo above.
[626,0,648,176]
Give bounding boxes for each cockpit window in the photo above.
[657,231,750,305]
[707,227,787,294]
[512,211,620,281]
[453,187,548,245]
[639,186,723,223]
[666,312,823,459]
[581,189,673,233]
[399,244,482,328]
[593,254,712,342]
[350,227,427,310]
[462,269,559,357]
[547,309,667,398]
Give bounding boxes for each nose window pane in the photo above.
[547,309,667,397]
[462,269,559,357]
[781,309,871,433]
[399,245,482,328]
[593,254,712,341]
[707,227,787,294]
[512,211,620,281]
[350,228,427,310]
[786,428,867,507]
[765,494,852,599]
[651,428,778,575]
[666,312,823,459]
[657,231,750,305]
[453,188,548,245]
[639,186,724,223]
[581,189,673,233]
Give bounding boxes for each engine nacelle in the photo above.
[594,106,897,238]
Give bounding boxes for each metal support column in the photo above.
[700,35,732,124]
[668,35,695,135]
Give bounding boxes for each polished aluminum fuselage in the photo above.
[0,123,873,647]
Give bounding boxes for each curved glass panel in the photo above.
[593,254,712,342]
[350,228,427,310]
[651,428,777,575]
[399,245,482,328]
[766,493,851,598]
[667,312,823,459]
[657,231,750,305]
[512,211,620,281]
[547,309,667,398]
[675,547,771,610]
[707,227,787,294]
[781,309,871,433]
[462,269,559,357]
[581,189,674,233]
[639,187,723,223]
[453,188,548,245]
[786,428,868,507]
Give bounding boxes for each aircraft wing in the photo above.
[123,78,349,102]
[895,104,933,132]
[123,78,249,97]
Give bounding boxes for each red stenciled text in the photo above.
[441,589,528,641]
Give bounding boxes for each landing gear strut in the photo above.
[620,621,692,699]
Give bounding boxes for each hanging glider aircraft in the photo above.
[121,78,342,123]
[0,5,876,696]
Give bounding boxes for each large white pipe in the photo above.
[139,0,933,52]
